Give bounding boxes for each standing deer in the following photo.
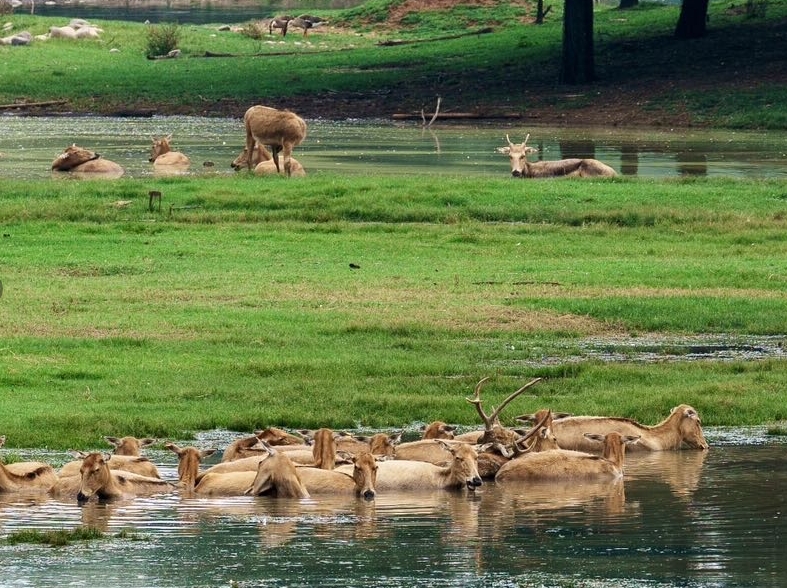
[243,105,307,177]
[497,134,617,178]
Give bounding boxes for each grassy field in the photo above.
[1,174,786,449]
[0,0,786,127]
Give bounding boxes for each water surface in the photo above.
[13,0,363,24]
[1,115,786,180]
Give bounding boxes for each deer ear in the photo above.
[525,146,539,154]
[496,147,511,154]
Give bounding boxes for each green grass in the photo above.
[1,174,787,449]
[0,1,785,126]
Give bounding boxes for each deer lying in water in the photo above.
[495,431,640,482]
[465,376,543,445]
[421,421,457,440]
[51,452,174,502]
[497,134,617,178]
[301,451,378,500]
[334,432,399,458]
[51,144,124,178]
[231,141,306,177]
[375,441,482,492]
[149,135,191,169]
[244,445,310,498]
[58,454,160,479]
[104,435,156,456]
[165,442,219,491]
[221,428,305,462]
[192,444,310,498]
[59,434,161,478]
[0,436,58,493]
[517,404,709,452]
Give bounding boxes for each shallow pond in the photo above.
[13,0,363,24]
[1,115,786,180]
[1,428,785,587]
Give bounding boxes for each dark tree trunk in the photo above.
[675,0,710,39]
[618,0,638,8]
[560,0,595,84]
[534,0,552,24]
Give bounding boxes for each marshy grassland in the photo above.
[1,175,786,448]
[1,1,786,448]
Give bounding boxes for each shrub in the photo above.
[145,23,181,58]
[240,20,267,40]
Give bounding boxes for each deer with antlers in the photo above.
[465,377,543,445]
[497,134,617,178]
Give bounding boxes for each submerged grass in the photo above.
[4,527,142,546]
[1,174,787,448]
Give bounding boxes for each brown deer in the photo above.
[465,376,543,445]
[164,442,219,491]
[421,421,457,440]
[231,142,306,177]
[243,105,307,177]
[104,435,156,456]
[53,452,174,502]
[495,431,640,482]
[375,441,482,492]
[301,451,378,500]
[51,144,124,177]
[0,436,58,493]
[149,135,191,169]
[497,134,617,178]
[519,404,709,452]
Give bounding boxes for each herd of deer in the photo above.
[0,378,707,504]
[49,105,620,180]
[50,104,309,179]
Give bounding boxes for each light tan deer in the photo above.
[149,135,190,168]
[243,105,307,177]
[497,134,617,178]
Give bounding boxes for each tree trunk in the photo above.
[675,0,710,39]
[560,0,595,84]
[535,0,552,24]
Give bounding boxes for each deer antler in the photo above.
[512,409,552,454]
[466,377,543,431]
[505,133,531,150]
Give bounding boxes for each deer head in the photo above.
[497,133,539,177]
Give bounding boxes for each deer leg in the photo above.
[269,145,282,174]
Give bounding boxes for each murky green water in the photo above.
[1,428,785,587]
[1,115,786,180]
[16,0,364,25]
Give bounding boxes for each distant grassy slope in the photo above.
[0,0,785,127]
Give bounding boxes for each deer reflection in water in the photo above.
[623,449,708,500]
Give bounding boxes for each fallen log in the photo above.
[378,27,493,46]
[0,99,68,110]
[392,111,521,121]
